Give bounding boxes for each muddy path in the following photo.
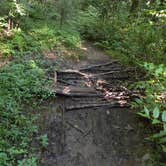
[38,42,153,166]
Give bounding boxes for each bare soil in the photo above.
[38,42,153,166]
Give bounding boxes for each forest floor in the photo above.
[36,42,154,166]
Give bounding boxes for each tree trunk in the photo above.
[130,0,139,12]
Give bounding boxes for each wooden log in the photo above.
[55,90,103,97]
[66,103,130,111]
[79,61,119,71]
[90,67,122,72]
[57,79,77,86]
[57,70,90,77]
[57,76,87,80]
[56,86,97,93]
[100,75,129,79]
[91,69,134,77]
[92,71,121,77]
[57,75,128,80]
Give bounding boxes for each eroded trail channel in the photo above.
[39,43,152,166]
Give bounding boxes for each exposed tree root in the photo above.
[66,121,85,134]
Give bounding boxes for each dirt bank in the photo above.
[38,42,153,166]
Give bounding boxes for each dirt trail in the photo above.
[39,42,152,166]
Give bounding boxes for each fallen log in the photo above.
[100,75,129,79]
[70,99,108,104]
[65,103,130,111]
[56,90,103,97]
[57,76,88,80]
[56,86,97,93]
[57,69,91,77]
[57,79,78,86]
[92,69,134,77]
[58,75,129,80]
[79,61,119,71]
[69,100,109,106]
[89,67,122,72]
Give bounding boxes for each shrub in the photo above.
[133,63,166,152]
[0,60,50,165]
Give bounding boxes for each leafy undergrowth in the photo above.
[0,0,165,165]
[0,1,83,164]
[76,3,166,65]
[0,30,82,166]
[132,63,166,160]
[0,57,55,165]
[76,2,166,161]
[0,1,81,58]
[0,23,81,57]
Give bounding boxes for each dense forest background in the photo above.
[0,0,165,165]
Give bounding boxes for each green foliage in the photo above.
[0,1,82,165]
[77,6,101,40]
[0,59,52,165]
[122,22,166,64]
[18,157,37,166]
[76,0,166,159]
[77,0,166,157]
[77,1,166,64]
[0,1,81,57]
[0,0,26,17]
[0,0,165,165]
[57,0,81,25]
[40,134,49,148]
[133,63,166,152]
[0,23,81,56]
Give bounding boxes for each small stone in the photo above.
[106,110,110,115]
[125,124,134,131]
[142,153,151,162]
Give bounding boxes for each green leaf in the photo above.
[162,111,166,122]
[144,106,150,117]
[18,157,37,166]
[159,137,166,144]
[137,112,150,119]
[153,131,166,138]
[135,98,142,104]
[163,123,166,131]
[152,119,160,124]
[155,67,163,76]
[161,145,166,153]
[152,106,160,119]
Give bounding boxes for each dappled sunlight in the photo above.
[80,46,88,51]
[43,51,57,60]
[0,57,11,68]
[0,0,165,165]
[103,87,130,105]
[63,86,71,94]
